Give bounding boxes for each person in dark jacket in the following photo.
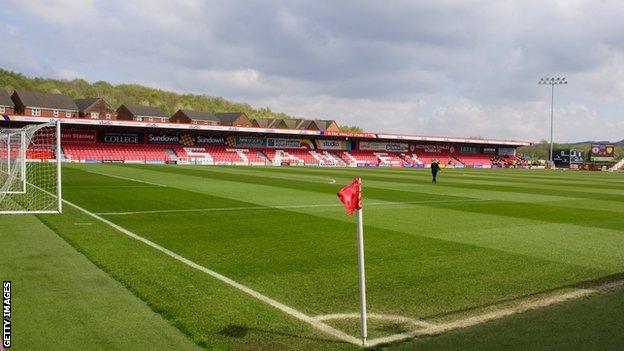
[431,159,441,183]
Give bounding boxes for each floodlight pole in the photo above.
[549,83,554,164]
[538,77,567,166]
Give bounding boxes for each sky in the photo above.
[1,0,624,143]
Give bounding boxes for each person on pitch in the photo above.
[431,159,441,183]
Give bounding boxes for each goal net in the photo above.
[0,122,62,214]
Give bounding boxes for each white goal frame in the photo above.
[0,121,62,215]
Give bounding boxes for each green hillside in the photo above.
[0,68,361,131]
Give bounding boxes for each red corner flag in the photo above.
[337,177,362,215]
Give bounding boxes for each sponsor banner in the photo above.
[459,145,478,154]
[266,138,315,149]
[145,132,181,144]
[315,139,352,150]
[195,135,225,146]
[145,132,225,146]
[99,131,143,144]
[590,144,615,162]
[225,136,265,148]
[358,141,408,152]
[410,144,455,154]
[61,129,96,143]
[320,130,377,138]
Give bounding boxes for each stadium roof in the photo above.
[0,90,13,107]
[13,90,78,110]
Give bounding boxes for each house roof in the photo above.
[178,110,220,123]
[251,117,334,130]
[298,120,320,130]
[268,118,285,128]
[284,119,305,129]
[215,112,248,125]
[14,90,78,110]
[314,120,337,130]
[120,103,168,117]
[252,118,275,128]
[74,98,101,112]
[0,90,13,108]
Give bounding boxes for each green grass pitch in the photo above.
[5,164,624,350]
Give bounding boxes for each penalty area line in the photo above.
[61,197,362,346]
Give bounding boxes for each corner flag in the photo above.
[337,177,362,215]
[337,177,368,346]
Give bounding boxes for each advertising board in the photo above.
[98,132,143,144]
[359,141,408,152]
[61,130,96,143]
[589,144,615,162]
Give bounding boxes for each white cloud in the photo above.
[1,0,624,142]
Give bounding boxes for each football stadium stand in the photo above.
[64,143,172,162]
[1,112,533,169]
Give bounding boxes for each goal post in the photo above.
[0,129,27,194]
[0,121,62,214]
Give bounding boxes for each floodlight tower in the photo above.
[538,77,567,164]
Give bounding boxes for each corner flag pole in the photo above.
[337,177,367,346]
[356,206,368,346]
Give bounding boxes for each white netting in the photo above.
[0,122,61,214]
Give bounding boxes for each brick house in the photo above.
[11,90,78,118]
[314,120,340,131]
[251,118,278,128]
[297,120,321,130]
[250,117,340,131]
[116,104,169,122]
[214,112,252,127]
[0,90,14,115]
[75,98,116,120]
[170,110,220,125]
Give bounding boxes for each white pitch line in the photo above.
[314,313,434,329]
[363,279,624,347]
[81,169,168,187]
[96,198,493,216]
[61,198,362,346]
